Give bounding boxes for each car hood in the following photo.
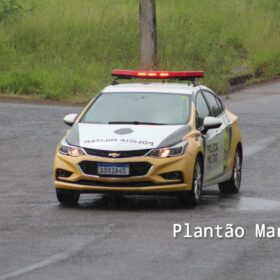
[66,123,191,151]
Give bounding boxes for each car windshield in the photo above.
[81,92,190,125]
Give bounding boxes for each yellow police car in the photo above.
[54,70,242,206]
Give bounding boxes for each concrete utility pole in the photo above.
[139,0,157,69]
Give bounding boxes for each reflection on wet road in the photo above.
[77,191,280,212]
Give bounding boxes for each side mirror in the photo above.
[63,113,78,126]
[201,116,222,134]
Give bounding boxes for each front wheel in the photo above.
[178,158,203,206]
[219,148,242,194]
[56,189,80,206]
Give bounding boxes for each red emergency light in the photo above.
[112,69,204,80]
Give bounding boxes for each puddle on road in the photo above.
[201,188,280,212]
[77,191,280,212]
[78,193,280,212]
[220,196,280,211]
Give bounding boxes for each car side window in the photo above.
[203,91,222,117]
[196,91,210,128]
[215,97,225,113]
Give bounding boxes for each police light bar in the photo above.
[112,69,204,80]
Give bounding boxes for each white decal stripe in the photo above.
[78,124,183,151]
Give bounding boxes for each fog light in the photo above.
[56,169,73,178]
[160,171,183,181]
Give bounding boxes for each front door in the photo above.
[196,91,221,181]
[204,120,225,181]
[202,90,227,181]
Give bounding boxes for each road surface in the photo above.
[0,80,280,280]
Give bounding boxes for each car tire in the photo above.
[178,157,203,206]
[219,148,242,194]
[56,189,80,206]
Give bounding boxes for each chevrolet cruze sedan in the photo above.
[54,70,242,206]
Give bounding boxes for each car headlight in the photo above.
[148,141,187,158]
[59,139,84,157]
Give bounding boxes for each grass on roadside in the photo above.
[0,0,279,101]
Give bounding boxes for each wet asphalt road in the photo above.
[0,80,280,280]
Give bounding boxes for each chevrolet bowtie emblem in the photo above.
[108,152,120,158]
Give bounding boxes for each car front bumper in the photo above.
[54,151,196,193]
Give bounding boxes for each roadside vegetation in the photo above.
[0,0,279,101]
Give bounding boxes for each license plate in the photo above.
[97,163,129,176]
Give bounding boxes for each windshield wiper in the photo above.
[108,121,165,125]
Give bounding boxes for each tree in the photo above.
[139,0,157,69]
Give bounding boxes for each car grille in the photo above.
[78,161,152,177]
[75,180,156,187]
[62,179,177,188]
[82,148,150,158]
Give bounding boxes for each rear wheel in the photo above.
[56,189,80,206]
[219,148,242,194]
[178,157,203,206]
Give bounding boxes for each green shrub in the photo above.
[0,72,42,95]
[0,0,22,21]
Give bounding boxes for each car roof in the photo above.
[102,82,200,95]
